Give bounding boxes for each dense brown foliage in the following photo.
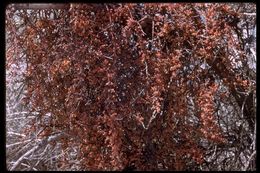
[6,3,256,171]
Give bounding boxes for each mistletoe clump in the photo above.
[6,3,256,171]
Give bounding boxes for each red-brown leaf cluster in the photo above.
[6,3,256,171]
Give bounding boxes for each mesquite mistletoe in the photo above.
[6,3,256,171]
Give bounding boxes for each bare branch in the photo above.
[10,145,38,170]
[242,150,256,171]
[7,132,26,137]
[242,13,256,16]
[20,163,38,171]
[6,139,32,149]
[144,61,150,77]
[12,3,70,10]
[9,133,68,170]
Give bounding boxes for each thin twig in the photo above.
[10,133,68,171]
[144,61,150,77]
[7,132,26,137]
[144,110,157,130]
[152,20,154,41]
[241,98,246,119]
[103,55,113,60]
[242,13,256,16]
[6,139,32,149]
[10,145,38,170]
[105,5,112,23]
[20,163,38,171]
[131,89,144,105]
[243,151,256,171]
[126,5,133,19]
